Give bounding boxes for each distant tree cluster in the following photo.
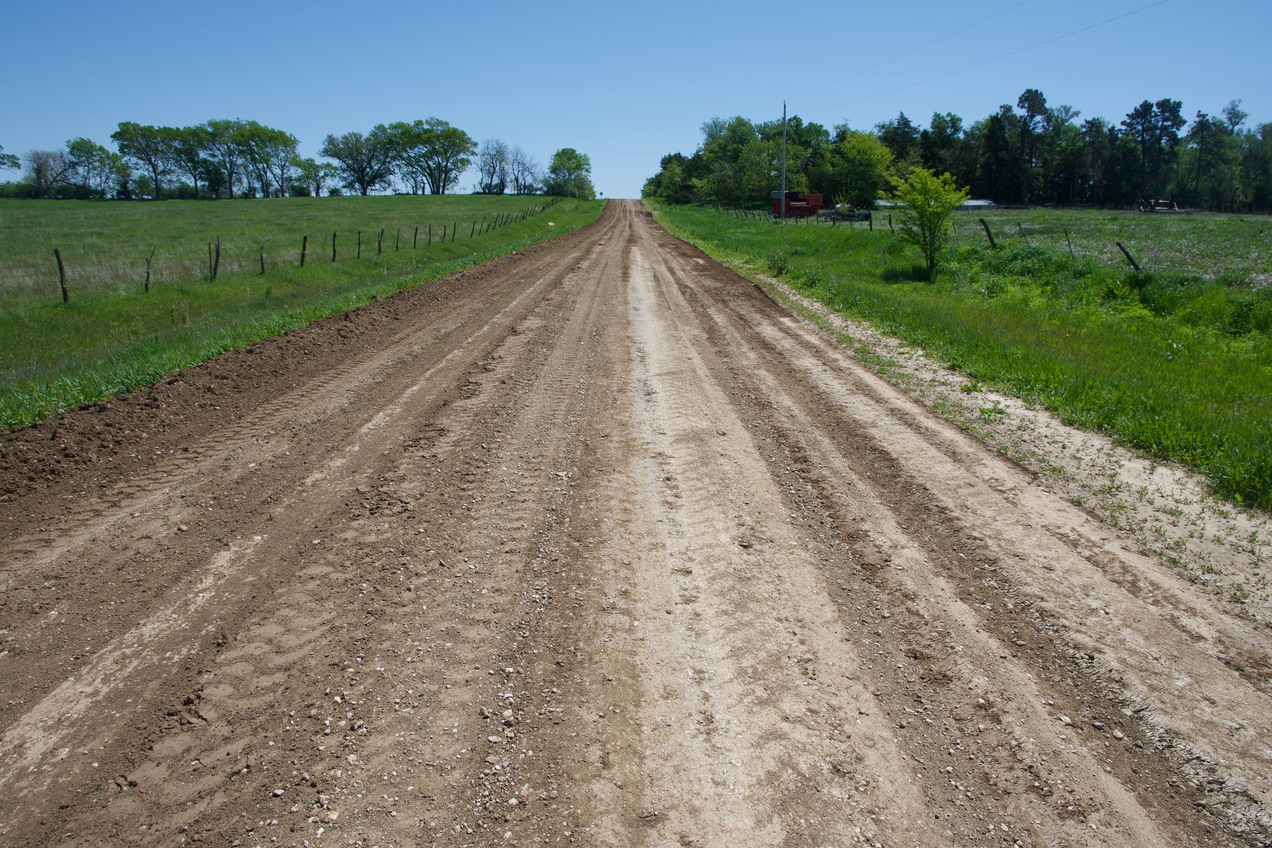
[643,90,1272,212]
[0,119,569,201]
[543,148,596,200]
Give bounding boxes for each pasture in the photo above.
[0,195,604,426]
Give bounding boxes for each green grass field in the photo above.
[0,196,604,426]
[652,203,1272,511]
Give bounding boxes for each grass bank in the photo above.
[652,202,1272,511]
[0,196,603,426]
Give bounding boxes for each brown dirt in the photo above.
[1,200,1268,847]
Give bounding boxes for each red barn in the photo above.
[771,192,824,218]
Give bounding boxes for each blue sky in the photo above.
[2,0,1267,198]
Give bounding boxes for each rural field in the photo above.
[1,200,1270,846]
[0,195,599,427]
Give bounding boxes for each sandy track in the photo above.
[0,200,1268,847]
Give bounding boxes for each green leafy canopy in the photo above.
[889,168,969,279]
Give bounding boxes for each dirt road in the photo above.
[1,200,1269,847]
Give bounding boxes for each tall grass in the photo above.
[653,203,1272,511]
[0,196,603,426]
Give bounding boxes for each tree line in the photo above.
[643,90,1272,212]
[1,119,596,201]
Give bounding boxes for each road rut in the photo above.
[1,200,1268,847]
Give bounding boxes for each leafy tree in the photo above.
[0,144,18,170]
[757,115,831,191]
[826,131,893,207]
[417,118,476,195]
[380,118,476,195]
[66,138,128,199]
[168,125,210,198]
[112,122,172,198]
[643,152,695,204]
[876,112,921,165]
[1184,101,1248,210]
[973,111,1019,203]
[699,116,758,202]
[919,112,965,178]
[1243,123,1272,211]
[291,157,339,197]
[320,129,395,196]
[889,168,968,279]
[738,137,796,199]
[1015,88,1048,200]
[544,148,595,199]
[1122,98,1186,198]
[221,120,295,197]
[476,139,510,194]
[204,119,246,198]
[1043,105,1086,204]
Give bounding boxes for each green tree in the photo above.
[699,116,758,202]
[168,125,210,197]
[826,130,894,208]
[226,120,297,197]
[889,168,969,279]
[112,122,172,198]
[380,118,476,195]
[876,112,921,165]
[66,138,128,199]
[544,148,595,199]
[1122,98,1186,198]
[973,110,1020,203]
[0,144,18,170]
[204,119,246,198]
[291,157,339,197]
[919,112,965,178]
[643,152,694,204]
[320,129,395,196]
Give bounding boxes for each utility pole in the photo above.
[781,100,788,222]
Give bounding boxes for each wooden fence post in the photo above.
[395,228,400,252]
[54,249,69,303]
[978,218,997,249]
[414,226,419,248]
[470,220,477,238]
[377,228,384,255]
[332,231,337,262]
[213,236,221,281]
[260,238,271,275]
[1064,228,1074,257]
[301,235,308,267]
[357,230,362,259]
[145,246,156,292]
[428,224,433,246]
[1116,241,1142,272]
[451,222,457,242]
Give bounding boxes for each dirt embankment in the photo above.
[1,200,1268,847]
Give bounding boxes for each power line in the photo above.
[795,0,1034,100]
[810,0,1173,116]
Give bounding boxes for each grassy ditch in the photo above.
[652,202,1272,512]
[0,196,603,427]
